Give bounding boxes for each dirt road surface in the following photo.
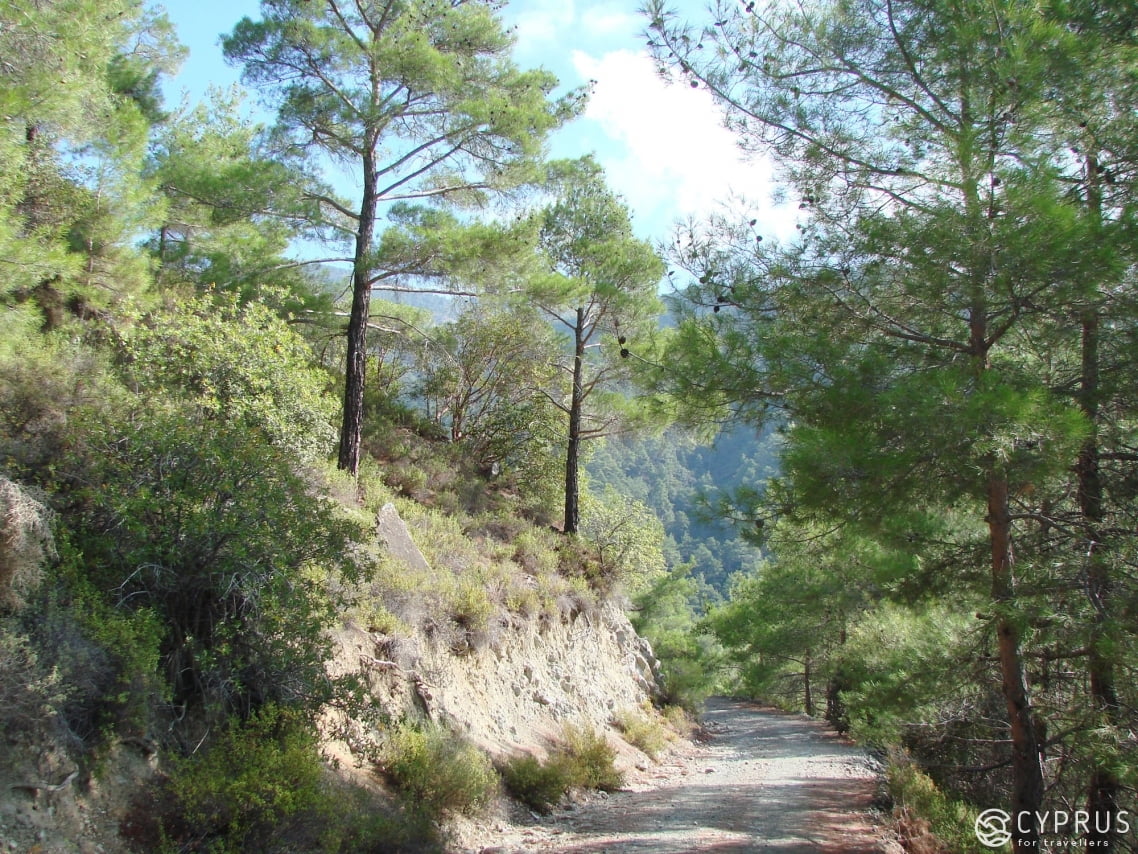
[478,698,895,854]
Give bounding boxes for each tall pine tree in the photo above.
[224,0,582,474]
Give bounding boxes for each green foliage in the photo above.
[165,705,324,851]
[414,302,563,505]
[579,486,667,592]
[613,706,673,760]
[834,602,979,746]
[557,723,624,792]
[0,320,127,482]
[647,0,1138,834]
[224,0,580,201]
[127,712,440,853]
[223,0,585,473]
[499,723,624,813]
[380,721,499,819]
[43,564,167,741]
[64,405,362,716]
[586,424,774,592]
[122,294,337,463]
[0,295,369,730]
[147,91,322,308]
[0,0,181,315]
[498,753,574,814]
[0,621,67,734]
[888,755,991,854]
[150,705,441,853]
[530,157,668,533]
[631,564,721,710]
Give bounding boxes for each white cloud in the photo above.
[570,49,794,241]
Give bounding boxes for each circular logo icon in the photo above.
[975,809,1013,848]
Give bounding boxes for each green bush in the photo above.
[499,724,624,813]
[631,564,722,711]
[558,723,624,792]
[121,295,337,464]
[63,407,366,719]
[380,721,499,818]
[888,753,989,853]
[613,707,672,760]
[498,753,573,814]
[165,706,325,852]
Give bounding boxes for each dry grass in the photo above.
[0,477,55,611]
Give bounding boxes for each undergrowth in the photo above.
[122,705,440,853]
[378,721,499,819]
[613,705,674,760]
[500,722,625,813]
[887,751,988,854]
[336,443,609,656]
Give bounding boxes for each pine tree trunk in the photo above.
[338,148,378,476]
[989,476,1045,851]
[1078,310,1121,850]
[1075,154,1121,851]
[563,307,586,535]
[803,649,814,716]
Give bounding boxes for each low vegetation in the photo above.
[499,722,624,814]
[379,722,500,820]
[612,705,674,760]
[887,754,988,854]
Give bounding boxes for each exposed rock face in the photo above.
[336,600,660,756]
[374,501,430,573]
[330,502,662,759]
[0,502,663,852]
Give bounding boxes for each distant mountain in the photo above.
[587,423,781,594]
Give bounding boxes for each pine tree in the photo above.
[223,0,583,475]
[530,158,666,534]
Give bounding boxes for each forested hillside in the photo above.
[587,424,779,592]
[2,0,1138,852]
[0,1,686,850]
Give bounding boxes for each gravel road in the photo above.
[478,698,894,854]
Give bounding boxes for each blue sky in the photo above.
[158,0,794,245]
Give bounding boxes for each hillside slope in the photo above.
[0,501,665,854]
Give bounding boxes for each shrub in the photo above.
[62,408,366,720]
[380,721,499,818]
[35,572,167,743]
[499,724,624,813]
[164,705,325,852]
[0,623,66,734]
[123,709,442,854]
[446,577,495,638]
[888,753,988,854]
[121,295,337,464]
[0,331,125,484]
[558,723,624,792]
[512,528,560,576]
[499,753,573,814]
[0,476,55,612]
[613,707,672,760]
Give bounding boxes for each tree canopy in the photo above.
[648,0,1138,847]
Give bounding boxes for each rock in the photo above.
[375,502,430,572]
